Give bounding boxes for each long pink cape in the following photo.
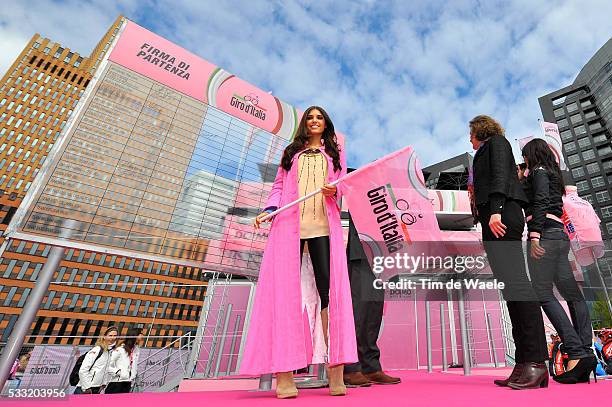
[239,147,357,374]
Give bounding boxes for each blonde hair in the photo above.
[94,339,109,352]
[94,326,117,351]
[469,115,505,141]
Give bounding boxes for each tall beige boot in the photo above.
[327,364,347,396]
[275,371,298,399]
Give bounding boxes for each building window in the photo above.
[574,125,586,135]
[568,154,580,165]
[564,141,577,153]
[554,108,565,118]
[566,102,578,113]
[606,222,612,234]
[589,121,603,131]
[583,194,593,204]
[577,137,591,148]
[581,99,592,108]
[598,145,612,157]
[601,206,612,219]
[593,134,608,144]
[591,176,605,188]
[595,190,610,203]
[586,162,600,174]
[582,150,596,161]
[3,287,18,306]
[584,110,597,120]
[576,180,589,192]
[557,118,569,128]
[570,113,582,124]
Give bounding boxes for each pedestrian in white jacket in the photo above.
[105,327,143,394]
[75,326,118,394]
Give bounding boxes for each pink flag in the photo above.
[517,122,567,171]
[517,135,535,150]
[342,146,442,260]
[541,121,567,170]
[562,186,605,266]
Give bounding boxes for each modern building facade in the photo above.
[0,16,295,348]
[423,152,472,191]
[539,37,612,325]
[539,38,612,238]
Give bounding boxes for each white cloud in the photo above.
[1,0,610,169]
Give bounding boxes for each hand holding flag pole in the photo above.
[259,178,343,223]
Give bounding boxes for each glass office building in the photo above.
[539,38,612,322]
[0,16,297,346]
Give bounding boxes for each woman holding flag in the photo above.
[469,115,549,390]
[240,106,357,398]
[522,138,597,384]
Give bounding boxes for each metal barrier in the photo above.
[0,335,197,395]
[132,332,194,392]
[424,299,511,375]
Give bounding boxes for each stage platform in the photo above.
[3,369,610,406]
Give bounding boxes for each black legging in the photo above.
[300,236,331,310]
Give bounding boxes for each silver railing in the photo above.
[132,332,195,392]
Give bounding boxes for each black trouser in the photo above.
[480,199,548,363]
[344,257,384,374]
[301,236,331,310]
[105,381,132,393]
[73,386,101,394]
[527,220,593,359]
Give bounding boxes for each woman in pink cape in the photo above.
[240,106,357,398]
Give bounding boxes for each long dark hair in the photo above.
[280,106,342,172]
[120,327,142,355]
[521,138,565,191]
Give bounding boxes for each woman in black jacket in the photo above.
[469,115,548,389]
[522,138,597,384]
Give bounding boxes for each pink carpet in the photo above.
[3,370,609,407]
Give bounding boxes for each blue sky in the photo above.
[1,0,611,168]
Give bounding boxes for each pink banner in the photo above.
[342,146,442,258]
[109,21,216,102]
[214,76,281,134]
[110,20,299,139]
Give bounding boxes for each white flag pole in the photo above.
[537,118,546,137]
[260,179,342,222]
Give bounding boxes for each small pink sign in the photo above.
[109,21,216,102]
[215,76,281,133]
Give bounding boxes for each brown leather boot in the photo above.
[507,362,548,390]
[364,371,401,385]
[493,363,524,387]
[343,371,372,387]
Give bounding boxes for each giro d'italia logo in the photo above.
[230,93,267,121]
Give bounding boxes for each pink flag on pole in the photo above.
[517,135,535,150]
[517,122,567,171]
[342,146,442,259]
[541,121,567,170]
